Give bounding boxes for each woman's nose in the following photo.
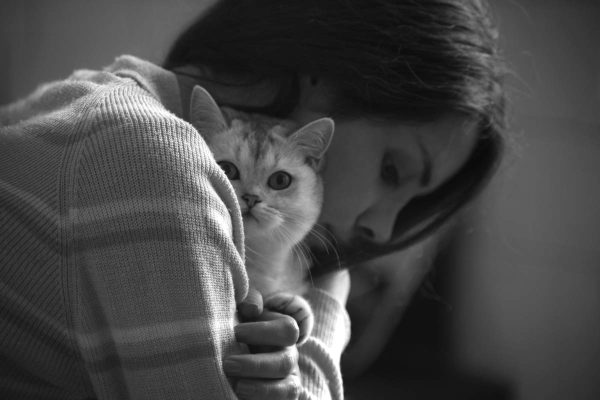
[354,195,409,244]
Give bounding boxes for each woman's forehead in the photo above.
[335,115,479,188]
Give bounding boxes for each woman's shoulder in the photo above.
[3,59,213,183]
[55,56,188,148]
[0,66,126,129]
[81,79,213,173]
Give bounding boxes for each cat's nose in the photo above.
[242,194,262,208]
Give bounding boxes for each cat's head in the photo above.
[190,86,334,245]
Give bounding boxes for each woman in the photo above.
[0,0,505,399]
[166,0,506,383]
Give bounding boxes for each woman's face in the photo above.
[294,110,479,250]
[293,78,479,251]
[317,115,479,246]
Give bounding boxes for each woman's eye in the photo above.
[267,171,292,190]
[217,161,240,180]
[380,154,400,185]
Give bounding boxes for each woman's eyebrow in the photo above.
[417,140,433,187]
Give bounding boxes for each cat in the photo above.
[190,86,334,343]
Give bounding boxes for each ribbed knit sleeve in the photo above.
[65,83,248,399]
[300,288,351,400]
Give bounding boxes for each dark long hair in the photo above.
[165,0,507,273]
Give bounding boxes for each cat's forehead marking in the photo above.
[230,118,288,166]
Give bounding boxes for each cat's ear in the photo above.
[189,85,228,140]
[290,118,335,168]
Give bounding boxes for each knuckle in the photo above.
[257,376,301,400]
[279,352,295,374]
[258,356,273,373]
[285,377,301,400]
[278,347,298,375]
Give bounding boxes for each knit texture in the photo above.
[0,55,349,399]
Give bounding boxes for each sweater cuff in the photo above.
[305,288,351,361]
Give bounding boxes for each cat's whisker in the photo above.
[281,214,313,240]
[244,244,271,266]
[312,223,340,246]
[244,244,261,257]
[279,224,313,273]
[309,224,342,260]
[307,231,329,250]
[287,238,309,273]
[278,216,342,270]
[276,226,311,270]
[307,229,336,247]
[274,226,295,247]
[294,242,313,277]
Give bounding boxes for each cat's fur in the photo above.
[190,86,334,342]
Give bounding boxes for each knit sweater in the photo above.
[0,55,350,399]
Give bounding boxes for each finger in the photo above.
[264,294,314,344]
[234,373,301,400]
[238,287,264,321]
[224,346,298,379]
[235,311,299,347]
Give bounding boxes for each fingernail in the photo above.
[224,360,241,375]
[237,382,255,398]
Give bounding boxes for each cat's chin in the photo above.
[242,213,279,233]
[243,206,283,229]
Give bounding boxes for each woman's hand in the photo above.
[225,288,301,400]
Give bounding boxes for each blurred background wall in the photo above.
[0,0,213,104]
[449,2,600,400]
[1,1,599,399]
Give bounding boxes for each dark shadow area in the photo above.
[345,235,515,400]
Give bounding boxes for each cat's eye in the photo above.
[217,161,240,180]
[380,154,400,186]
[267,171,292,190]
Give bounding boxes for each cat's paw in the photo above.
[264,292,314,345]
